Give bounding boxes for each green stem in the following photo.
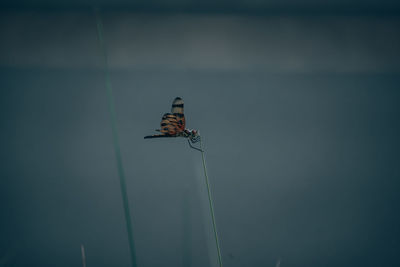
[200,137,223,267]
[94,8,137,267]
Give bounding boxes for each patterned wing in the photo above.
[144,113,178,138]
[144,134,171,139]
[171,97,185,132]
[160,113,179,135]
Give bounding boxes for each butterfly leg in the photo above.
[187,139,203,152]
[190,135,201,143]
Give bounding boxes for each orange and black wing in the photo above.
[160,113,179,135]
[171,97,185,132]
[144,113,179,139]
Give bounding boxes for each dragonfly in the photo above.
[144,97,202,151]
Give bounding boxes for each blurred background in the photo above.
[1,1,400,267]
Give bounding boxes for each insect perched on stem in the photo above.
[144,97,202,151]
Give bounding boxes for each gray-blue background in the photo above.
[1,1,400,267]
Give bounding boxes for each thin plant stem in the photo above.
[94,8,137,267]
[199,136,223,267]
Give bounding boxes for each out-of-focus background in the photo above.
[1,1,400,267]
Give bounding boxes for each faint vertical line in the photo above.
[81,244,86,267]
[275,257,281,267]
[94,7,137,267]
[199,135,223,267]
[182,186,192,267]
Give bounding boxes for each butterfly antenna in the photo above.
[187,139,203,152]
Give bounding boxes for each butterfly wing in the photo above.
[144,134,171,139]
[144,97,186,139]
[144,113,178,138]
[160,113,179,135]
[171,97,185,132]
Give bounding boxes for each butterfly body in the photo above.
[144,97,200,143]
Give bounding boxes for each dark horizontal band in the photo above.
[172,104,184,108]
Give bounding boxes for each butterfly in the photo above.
[144,97,201,149]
